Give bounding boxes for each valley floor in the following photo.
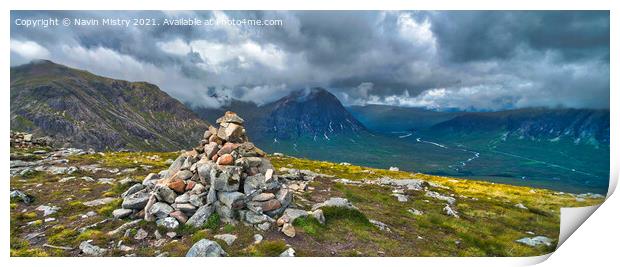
[10,147,604,257]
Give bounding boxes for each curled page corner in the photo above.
[553,171,617,253]
[607,171,618,198]
[557,204,602,248]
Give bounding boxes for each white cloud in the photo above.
[10,39,50,60]
[157,39,288,73]
[356,82,374,98]
[364,85,523,111]
[397,13,437,54]
[157,38,192,56]
[236,84,290,105]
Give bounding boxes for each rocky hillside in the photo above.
[10,60,210,151]
[192,88,367,142]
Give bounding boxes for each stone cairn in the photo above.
[115,111,291,231]
[10,131,50,148]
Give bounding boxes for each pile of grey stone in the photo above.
[10,131,50,148]
[114,111,292,231]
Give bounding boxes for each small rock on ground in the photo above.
[83,197,117,207]
[79,241,107,256]
[253,234,263,244]
[516,236,553,247]
[134,228,148,240]
[279,247,296,257]
[282,223,296,237]
[214,234,237,246]
[186,239,228,257]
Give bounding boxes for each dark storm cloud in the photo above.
[430,11,610,62]
[10,10,609,110]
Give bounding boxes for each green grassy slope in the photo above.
[10,147,604,257]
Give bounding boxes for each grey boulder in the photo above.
[149,202,174,219]
[516,236,553,247]
[121,184,144,198]
[186,239,227,257]
[79,241,107,256]
[112,209,133,219]
[186,204,215,227]
[121,191,150,209]
[155,185,177,204]
[156,217,179,230]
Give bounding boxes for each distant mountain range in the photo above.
[430,108,610,145]
[348,105,610,145]
[10,60,610,152]
[10,60,209,151]
[10,60,609,193]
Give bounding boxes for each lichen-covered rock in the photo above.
[217,191,245,209]
[214,201,235,223]
[79,241,107,256]
[186,239,227,257]
[214,234,237,246]
[10,190,32,204]
[149,202,174,219]
[122,191,150,209]
[279,247,295,257]
[217,123,244,142]
[186,204,215,227]
[210,166,242,192]
[121,184,144,198]
[216,111,245,125]
[142,173,160,187]
[169,210,189,224]
[516,236,553,247]
[154,185,176,204]
[311,197,356,211]
[112,208,133,219]
[157,217,179,229]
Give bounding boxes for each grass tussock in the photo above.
[245,240,288,257]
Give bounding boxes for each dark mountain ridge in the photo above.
[347,104,609,146]
[430,107,610,145]
[10,60,210,151]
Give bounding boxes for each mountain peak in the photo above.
[16,59,67,70]
[29,59,56,65]
[284,87,338,103]
[261,87,366,140]
[12,59,89,80]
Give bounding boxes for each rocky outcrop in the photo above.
[10,131,51,149]
[115,111,291,231]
